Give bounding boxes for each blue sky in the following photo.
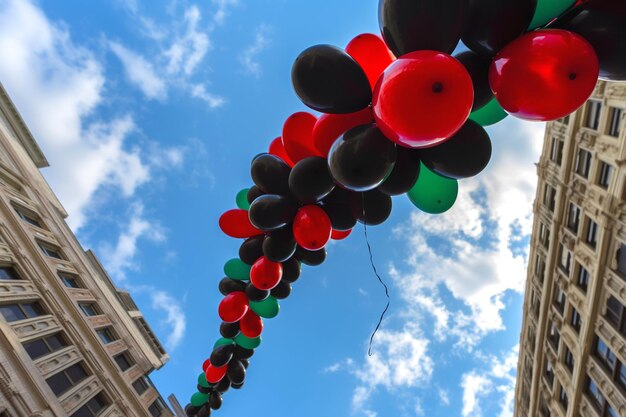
[0,1,546,416]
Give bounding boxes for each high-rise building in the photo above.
[514,80,626,417]
[0,83,174,417]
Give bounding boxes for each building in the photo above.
[0,83,174,417]
[514,81,626,417]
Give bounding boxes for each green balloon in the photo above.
[250,297,280,319]
[224,258,251,281]
[197,372,211,388]
[407,163,458,214]
[234,333,261,349]
[236,188,250,210]
[528,0,575,29]
[469,98,508,127]
[190,392,209,407]
[213,338,235,349]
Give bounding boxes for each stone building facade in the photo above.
[0,83,174,417]
[514,81,626,417]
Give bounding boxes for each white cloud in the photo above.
[150,288,187,350]
[240,24,271,77]
[462,373,492,417]
[212,0,239,25]
[191,83,225,108]
[164,5,210,76]
[110,41,167,100]
[438,388,450,406]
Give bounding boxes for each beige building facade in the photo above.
[0,83,174,417]
[514,81,626,417]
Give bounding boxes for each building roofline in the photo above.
[0,82,49,168]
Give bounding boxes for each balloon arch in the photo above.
[185,0,626,414]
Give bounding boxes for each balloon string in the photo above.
[362,193,390,357]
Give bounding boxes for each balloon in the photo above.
[420,120,492,179]
[295,246,327,266]
[373,51,473,148]
[292,45,372,114]
[250,256,283,291]
[468,97,508,126]
[218,278,247,295]
[250,296,280,318]
[240,310,263,338]
[378,0,464,56]
[239,235,264,265]
[489,29,599,121]
[231,382,245,390]
[281,257,301,283]
[219,322,240,339]
[248,194,298,231]
[185,404,199,417]
[205,362,228,384]
[245,283,270,302]
[236,189,250,210]
[312,108,375,157]
[234,333,261,350]
[331,229,352,240]
[269,137,295,167]
[191,392,209,407]
[214,377,231,393]
[454,51,494,111]
[250,154,291,195]
[407,163,458,214]
[202,358,211,372]
[246,185,265,206]
[550,0,626,81]
[281,112,320,164]
[270,280,292,300]
[210,344,235,368]
[462,0,537,57]
[320,187,357,231]
[350,190,392,226]
[197,384,211,394]
[378,147,421,196]
[197,405,211,417]
[198,372,211,388]
[328,124,397,191]
[224,259,251,281]
[262,226,297,263]
[233,345,255,360]
[289,157,335,204]
[530,0,576,29]
[209,392,223,411]
[346,33,395,89]
[240,359,249,369]
[213,338,235,349]
[218,292,249,323]
[219,209,262,239]
[293,205,332,250]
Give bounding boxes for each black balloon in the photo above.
[218,278,247,296]
[378,147,421,196]
[351,189,392,226]
[292,45,372,114]
[227,360,246,385]
[263,226,297,263]
[209,392,223,411]
[328,124,397,192]
[239,235,264,265]
[210,344,235,368]
[214,377,231,393]
[454,51,494,110]
[220,321,240,339]
[320,187,357,231]
[231,382,245,390]
[185,404,200,417]
[197,384,211,394]
[270,280,292,299]
[245,282,270,302]
[246,185,265,205]
[248,194,298,231]
[240,359,249,369]
[197,405,211,417]
[295,246,327,266]
[233,346,254,360]
[462,0,537,57]
[550,0,626,81]
[379,0,464,56]
[251,154,291,195]
[420,120,492,179]
[281,257,302,283]
[289,157,335,204]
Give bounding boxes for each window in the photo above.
[38,243,64,260]
[148,397,167,417]
[0,266,20,280]
[585,100,602,130]
[576,263,590,292]
[571,308,582,333]
[605,295,625,334]
[566,203,581,234]
[539,397,551,417]
[14,206,42,228]
[0,302,45,322]
[559,114,570,125]
[549,323,560,351]
[559,385,568,410]
[575,148,592,178]
[564,347,574,372]
[114,352,134,372]
[70,392,108,417]
[585,217,599,249]
[596,337,617,371]
[132,377,151,395]
[559,244,572,275]
[539,223,550,249]
[79,304,100,317]
[597,161,614,189]
[587,377,606,410]
[23,333,68,360]
[550,137,564,165]
[545,360,555,386]
[607,107,622,137]
[535,255,546,284]
[96,328,117,345]
[619,363,626,392]
[617,243,626,277]
[59,272,82,289]
[544,184,556,211]
[45,362,89,396]
[554,286,566,314]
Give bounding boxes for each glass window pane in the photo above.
[114,353,133,371]
[0,266,20,280]
[66,363,88,384]
[46,333,67,351]
[23,339,50,359]
[0,305,25,322]
[46,371,72,396]
[132,377,149,395]
[60,273,81,288]
[22,303,44,318]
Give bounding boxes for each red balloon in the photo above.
[240,310,263,338]
[293,205,332,251]
[219,209,263,238]
[372,50,473,149]
[331,229,352,240]
[218,291,249,323]
[346,33,395,90]
[250,256,283,290]
[312,108,375,156]
[282,112,321,164]
[202,358,211,372]
[489,29,599,121]
[269,137,295,166]
[205,361,228,384]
